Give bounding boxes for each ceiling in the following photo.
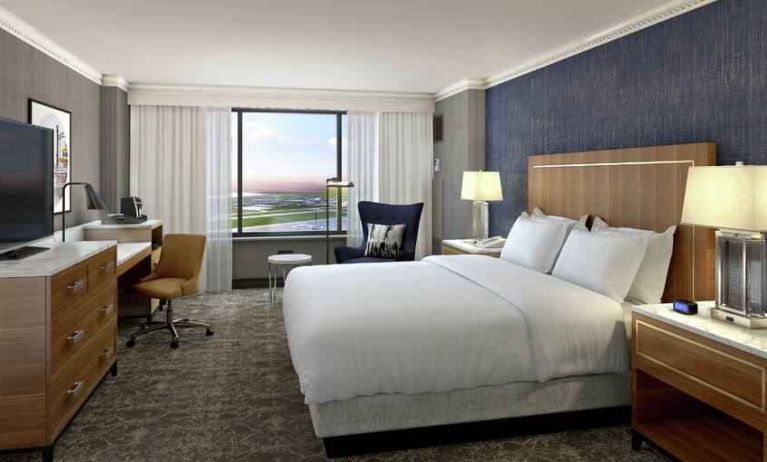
[1,0,679,93]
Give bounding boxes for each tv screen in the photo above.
[0,117,54,250]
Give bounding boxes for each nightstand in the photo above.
[441,239,503,257]
[631,302,767,461]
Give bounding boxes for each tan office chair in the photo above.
[126,233,212,349]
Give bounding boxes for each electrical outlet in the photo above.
[434,158,440,172]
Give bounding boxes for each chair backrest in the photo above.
[358,201,424,256]
[156,234,207,288]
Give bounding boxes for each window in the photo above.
[231,109,348,236]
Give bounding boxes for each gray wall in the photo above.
[433,89,485,251]
[0,28,102,229]
[100,87,130,211]
[233,236,346,280]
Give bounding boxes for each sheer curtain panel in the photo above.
[345,111,433,259]
[378,112,433,259]
[130,105,233,292]
[346,112,378,247]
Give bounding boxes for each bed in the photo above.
[282,143,717,454]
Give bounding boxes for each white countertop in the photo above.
[0,241,116,278]
[83,219,162,230]
[634,302,767,360]
[443,239,504,254]
[117,242,152,266]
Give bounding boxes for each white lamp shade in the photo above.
[461,171,503,201]
[681,165,767,231]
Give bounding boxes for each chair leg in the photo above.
[175,320,214,336]
[126,298,214,348]
[169,322,180,348]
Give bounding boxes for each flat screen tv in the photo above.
[0,116,54,252]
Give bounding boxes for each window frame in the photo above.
[231,108,348,237]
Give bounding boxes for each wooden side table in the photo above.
[441,239,503,258]
[631,302,767,461]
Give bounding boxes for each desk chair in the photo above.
[126,234,213,348]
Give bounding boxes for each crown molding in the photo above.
[434,79,485,102]
[102,75,130,92]
[128,83,435,113]
[484,0,717,88]
[0,5,102,85]
[435,0,717,97]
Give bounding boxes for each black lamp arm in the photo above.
[60,182,86,243]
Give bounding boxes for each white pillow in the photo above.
[552,229,649,302]
[591,217,676,304]
[501,214,571,273]
[531,208,588,231]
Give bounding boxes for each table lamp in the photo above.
[461,171,503,241]
[61,182,107,242]
[681,163,767,328]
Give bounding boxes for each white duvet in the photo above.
[283,255,628,404]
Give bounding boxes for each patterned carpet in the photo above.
[1,289,667,461]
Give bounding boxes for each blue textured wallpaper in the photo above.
[486,0,767,235]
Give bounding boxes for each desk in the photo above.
[82,221,163,319]
[117,243,152,277]
[83,219,163,244]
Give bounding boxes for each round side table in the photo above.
[268,253,312,307]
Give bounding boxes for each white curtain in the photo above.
[379,112,433,259]
[346,112,378,247]
[203,108,233,292]
[130,105,232,293]
[346,111,433,259]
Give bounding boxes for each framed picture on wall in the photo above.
[29,99,72,214]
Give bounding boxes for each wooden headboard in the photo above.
[527,143,716,302]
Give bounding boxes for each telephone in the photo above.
[475,236,506,249]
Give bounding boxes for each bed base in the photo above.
[322,405,630,458]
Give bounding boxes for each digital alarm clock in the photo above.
[672,299,698,315]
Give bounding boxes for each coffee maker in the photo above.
[102,196,148,224]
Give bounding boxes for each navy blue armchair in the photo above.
[335,201,424,264]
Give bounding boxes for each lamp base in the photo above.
[710,307,767,329]
[471,201,489,241]
[714,230,767,328]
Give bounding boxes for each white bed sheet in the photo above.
[283,255,628,404]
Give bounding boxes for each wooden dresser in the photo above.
[632,303,767,462]
[0,241,118,462]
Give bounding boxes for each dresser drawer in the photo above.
[88,247,116,291]
[635,318,765,410]
[51,285,116,374]
[48,321,116,439]
[51,261,89,309]
[51,281,115,348]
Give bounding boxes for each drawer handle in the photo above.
[67,329,85,345]
[66,280,85,293]
[101,347,114,360]
[100,304,114,315]
[99,263,112,273]
[66,381,83,399]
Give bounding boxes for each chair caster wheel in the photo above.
[170,340,179,349]
[205,329,214,337]
[126,339,136,348]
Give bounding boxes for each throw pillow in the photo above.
[364,223,406,259]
